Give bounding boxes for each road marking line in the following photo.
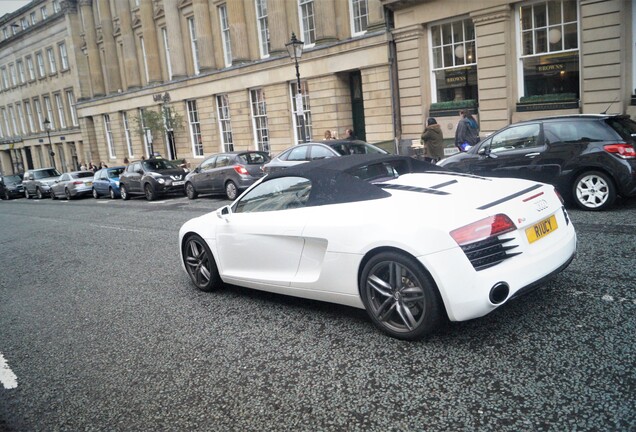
[93,224,143,232]
[0,353,18,389]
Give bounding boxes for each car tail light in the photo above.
[233,165,249,175]
[604,143,636,159]
[451,214,517,246]
[72,181,83,185]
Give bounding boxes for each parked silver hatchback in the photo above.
[23,167,62,199]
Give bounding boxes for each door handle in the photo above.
[525,153,540,158]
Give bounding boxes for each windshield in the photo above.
[3,175,22,183]
[34,169,61,179]
[142,160,178,171]
[238,152,271,165]
[108,168,125,178]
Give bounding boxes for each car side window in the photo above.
[216,155,230,167]
[310,145,335,160]
[131,162,141,172]
[489,124,541,153]
[285,146,308,161]
[60,174,69,181]
[200,156,216,171]
[234,177,312,213]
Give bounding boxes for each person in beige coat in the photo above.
[421,117,445,163]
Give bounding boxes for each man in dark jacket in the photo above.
[455,110,480,152]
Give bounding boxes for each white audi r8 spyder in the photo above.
[179,155,577,340]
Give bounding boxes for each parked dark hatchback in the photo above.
[119,158,188,201]
[438,114,636,211]
[0,174,24,200]
[185,151,270,200]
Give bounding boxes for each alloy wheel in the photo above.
[36,188,43,199]
[183,235,220,292]
[225,181,238,200]
[120,184,130,200]
[24,189,30,199]
[65,189,72,200]
[93,188,99,199]
[109,188,116,199]
[186,183,198,200]
[574,171,615,211]
[144,184,155,201]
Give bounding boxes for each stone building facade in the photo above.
[1,0,635,174]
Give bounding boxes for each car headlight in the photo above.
[157,178,165,184]
[115,181,120,187]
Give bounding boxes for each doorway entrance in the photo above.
[349,71,366,142]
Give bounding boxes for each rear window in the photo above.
[239,152,270,165]
[74,172,95,178]
[544,120,617,143]
[606,117,636,143]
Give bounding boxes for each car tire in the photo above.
[109,187,116,199]
[120,184,130,200]
[36,188,44,200]
[186,182,198,200]
[183,234,222,292]
[65,189,72,200]
[144,183,156,201]
[24,189,30,199]
[225,181,238,200]
[359,251,442,340]
[93,188,99,199]
[572,170,616,211]
[2,191,9,200]
[50,190,56,200]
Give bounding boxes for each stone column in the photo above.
[97,0,122,93]
[366,0,385,32]
[79,0,105,97]
[192,0,216,71]
[267,0,289,55]
[139,0,162,83]
[313,0,337,44]
[115,0,141,90]
[163,1,187,78]
[226,0,249,63]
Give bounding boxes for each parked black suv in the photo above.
[0,174,24,200]
[119,158,188,201]
[438,114,636,211]
[22,167,62,199]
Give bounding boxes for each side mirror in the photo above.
[216,205,232,221]
[136,169,144,175]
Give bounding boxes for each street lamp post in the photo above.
[285,32,308,143]
[43,118,55,169]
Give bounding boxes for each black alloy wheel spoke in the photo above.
[368,274,392,297]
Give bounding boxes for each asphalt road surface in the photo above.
[0,193,634,431]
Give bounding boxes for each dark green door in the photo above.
[349,71,366,142]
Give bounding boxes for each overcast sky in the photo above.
[0,0,31,18]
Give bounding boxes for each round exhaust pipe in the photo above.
[489,282,510,305]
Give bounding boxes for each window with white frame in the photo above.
[25,101,35,133]
[216,94,234,152]
[36,52,45,77]
[41,6,47,19]
[430,18,477,103]
[250,89,270,152]
[17,60,25,83]
[26,56,35,80]
[186,100,204,157]
[139,108,152,157]
[161,28,173,80]
[53,0,61,13]
[1,67,8,89]
[187,17,200,75]
[43,96,55,129]
[518,0,579,101]
[30,11,36,25]
[11,23,18,35]
[350,0,368,35]
[255,0,270,58]
[33,98,43,131]
[1,108,10,136]
[66,90,78,127]
[219,5,232,67]
[9,64,16,86]
[122,111,134,157]
[290,81,312,143]
[54,93,66,129]
[47,47,57,73]
[8,106,18,135]
[2,28,8,39]
[0,116,3,138]
[104,114,116,158]
[298,0,316,46]
[16,103,26,134]
[139,36,149,83]
[59,42,69,70]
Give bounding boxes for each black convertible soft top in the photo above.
[263,154,445,206]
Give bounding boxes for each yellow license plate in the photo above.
[526,215,558,244]
[86,182,93,186]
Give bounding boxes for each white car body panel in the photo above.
[179,170,577,323]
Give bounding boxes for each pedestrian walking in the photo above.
[421,117,445,163]
[455,109,480,152]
